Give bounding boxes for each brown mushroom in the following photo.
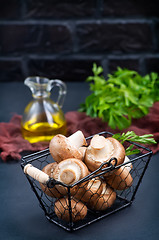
[75,177,103,203]
[53,158,89,196]
[105,156,133,190]
[39,162,65,198]
[84,135,125,172]
[88,182,116,211]
[54,197,87,222]
[49,130,87,163]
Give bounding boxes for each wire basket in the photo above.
[21,131,152,232]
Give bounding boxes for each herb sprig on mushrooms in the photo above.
[112,131,156,155]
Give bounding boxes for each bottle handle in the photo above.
[50,79,67,108]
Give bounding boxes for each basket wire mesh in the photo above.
[21,131,152,231]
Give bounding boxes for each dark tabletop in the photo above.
[0,82,159,240]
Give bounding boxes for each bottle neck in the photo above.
[32,90,51,99]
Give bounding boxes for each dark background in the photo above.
[1,2,159,238]
[0,0,159,83]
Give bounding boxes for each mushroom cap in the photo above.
[39,162,64,198]
[84,135,125,172]
[105,165,133,190]
[53,158,89,195]
[54,197,87,222]
[88,182,116,211]
[75,177,103,203]
[49,134,84,163]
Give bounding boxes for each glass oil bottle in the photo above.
[21,76,67,143]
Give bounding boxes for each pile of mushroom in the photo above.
[39,130,133,222]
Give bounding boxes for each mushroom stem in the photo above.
[59,164,81,185]
[60,169,76,185]
[90,135,114,159]
[90,135,106,150]
[55,159,82,185]
[68,130,87,149]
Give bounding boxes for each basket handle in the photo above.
[24,164,49,184]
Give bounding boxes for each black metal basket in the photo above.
[21,131,152,232]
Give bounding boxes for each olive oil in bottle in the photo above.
[21,77,67,143]
[21,113,67,143]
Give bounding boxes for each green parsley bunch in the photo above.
[79,63,159,130]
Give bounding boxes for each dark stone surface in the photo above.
[0,82,159,240]
[25,0,97,19]
[40,24,73,54]
[76,22,153,53]
[0,24,41,55]
[27,58,101,82]
[0,24,72,55]
[0,0,21,19]
[108,58,140,74]
[0,0,158,82]
[145,57,159,73]
[0,59,23,82]
[155,20,159,52]
[102,0,159,17]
